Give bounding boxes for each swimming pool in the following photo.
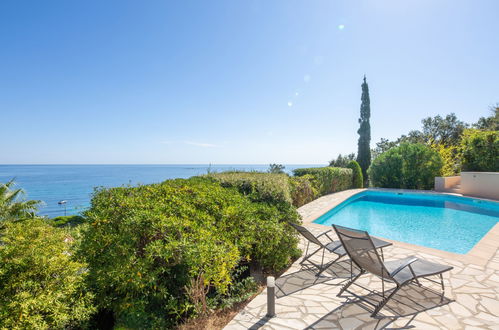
[313,190,499,254]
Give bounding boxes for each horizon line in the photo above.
[0,163,327,166]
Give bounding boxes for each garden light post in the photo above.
[266,276,276,318]
[58,200,67,216]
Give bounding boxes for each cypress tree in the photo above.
[356,75,371,186]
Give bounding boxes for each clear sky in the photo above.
[1,0,498,164]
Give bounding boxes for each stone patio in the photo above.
[224,190,499,330]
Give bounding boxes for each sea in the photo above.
[0,164,322,217]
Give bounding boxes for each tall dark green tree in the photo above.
[356,76,371,186]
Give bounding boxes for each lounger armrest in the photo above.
[317,229,332,237]
[389,257,419,277]
[317,230,335,242]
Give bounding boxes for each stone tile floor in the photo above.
[224,226,499,330]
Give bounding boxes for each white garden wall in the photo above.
[460,172,499,200]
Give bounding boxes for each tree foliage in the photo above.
[356,76,371,185]
[421,113,468,146]
[474,104,499,131]
[461,129,499,172]
[372,113,468,159]
[0,179,41,224]
[368,143,443,189]
[0,218,95,329]
[268,164,285,174]
[329,153,356,167]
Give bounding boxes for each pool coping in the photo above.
[299,188,499,267]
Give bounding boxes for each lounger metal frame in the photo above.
[333,224,452,318]
[288,222,343,275]
[288,222,390,277]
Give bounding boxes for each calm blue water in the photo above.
[314,190,499,254]
[0,164,321,217]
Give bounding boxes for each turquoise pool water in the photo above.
[313,190,499,254]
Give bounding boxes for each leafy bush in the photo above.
[0,218,95,329]
[431,143,461,176]
[50,215,86,227]
[289,175,317,207]
[293,167,352,196]
[79,177,299,328]
[368,143,443,189]
[460,129,499,172]
[208,266,258,310]
[346,160,363,188]
[208,172,293,205]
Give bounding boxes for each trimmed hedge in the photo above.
[289,175,317,207]
[293,167,352,196]
[346,160,363,188]
[79,177,300,328]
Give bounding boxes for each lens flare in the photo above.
[338,24,345,30]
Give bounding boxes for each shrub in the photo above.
[79,177,299,328]
[0,218,95,329]
[368,143,443,189]
[207,172,293,205]
[460,129,499,172]
[50,215,86,227]
[431,143,461,176]
[293,167,352,196]
[289,175,317,207]
[346,160,363,188]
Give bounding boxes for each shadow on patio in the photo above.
[275,260,357,298]
[305,283,453,329]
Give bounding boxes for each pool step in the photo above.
[449,184,461,193]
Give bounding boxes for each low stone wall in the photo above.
[434,176,461,191]
[460,172,499,200]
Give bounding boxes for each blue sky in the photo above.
[1,0,498,164]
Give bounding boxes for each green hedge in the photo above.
[461,129,499,172]
[79,177,300,328]
[293,167,353,196]
[346,160,363,188]
[289,175,317,207]
[368,143,443,189]
[207,172,293,205]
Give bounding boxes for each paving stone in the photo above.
[475,312,499,323]
[338,317,363,329]
[480,296,499,315]
[457,293,479,313]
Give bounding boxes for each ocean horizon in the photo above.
[0,164,324,217]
